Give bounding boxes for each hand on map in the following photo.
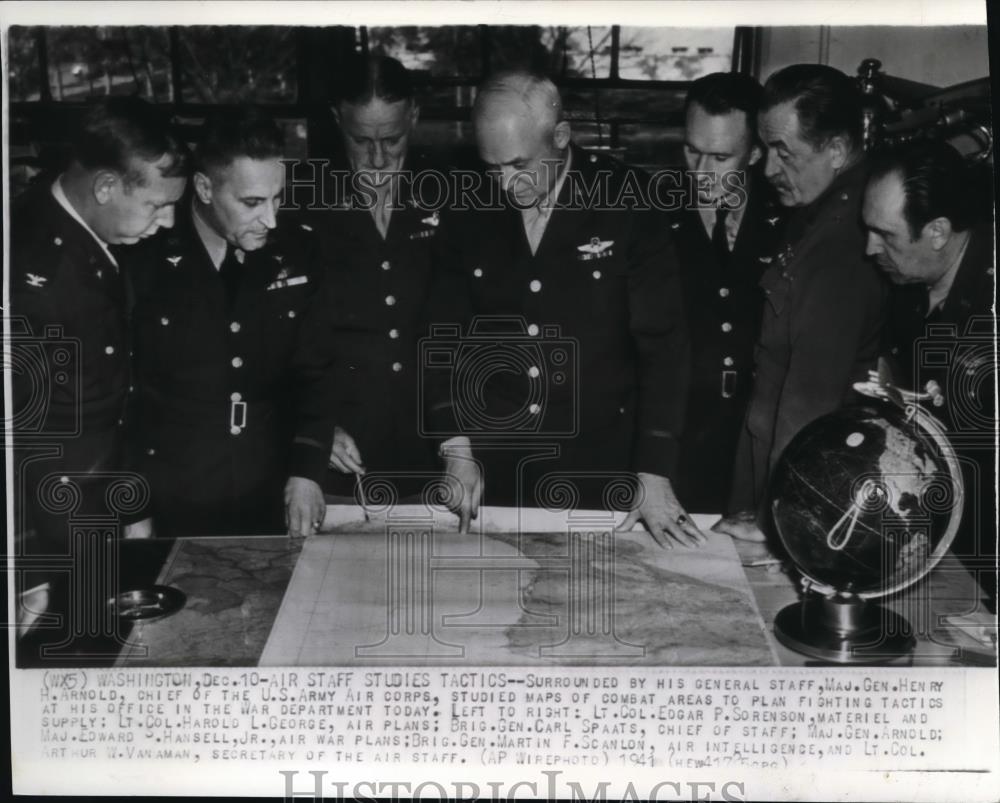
[123,517,155,539]
[440,437,482,534]
[711,509,767,542]
[328,426,365,474]
[285,476,326,537]
[616,472,707,549]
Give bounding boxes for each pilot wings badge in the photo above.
[576,236,614,261]
[166,256,183,267]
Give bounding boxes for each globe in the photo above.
[767,399,965,663]
[769,402,963,599]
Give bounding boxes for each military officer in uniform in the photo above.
[431,70,703,548]
[669,72,785,514]
[719,65,886,539]
[862,142,996,599]
[123,108,328,537]
[299,55,449,499]
[11,97,187,632]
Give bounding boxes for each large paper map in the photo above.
[260,508,776,666]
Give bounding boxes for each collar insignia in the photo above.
[166,256,183,266]
[25,273,48,287]
[421,210,440,227]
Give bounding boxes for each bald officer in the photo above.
[431,71,701,548]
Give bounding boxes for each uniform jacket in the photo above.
[430,144,691,502]
[883,222,996,596]
[121,206,326,535]
[10,179,138,548]
[668,170,786,512]
[730,158,887,512]
[296,155,450,492]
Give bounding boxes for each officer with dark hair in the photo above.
[122,107,328,537]
[670,72,786,513]
[11,96,187,636]
[295,53,452,500]
[863,142,996,599]
[719,64,887,540]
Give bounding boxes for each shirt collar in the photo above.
[191,201,230,269]
[927,233,972,314]
[50,177,119,268]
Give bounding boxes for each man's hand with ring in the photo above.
[616,472,706,548]
[285,476,326,538]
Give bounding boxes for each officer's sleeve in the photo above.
[627,207,691,479]
[774,253,886,467]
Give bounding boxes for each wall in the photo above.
[759,26,990,87]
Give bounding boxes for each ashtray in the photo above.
[108,586,186,621]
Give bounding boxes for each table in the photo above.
[103,507,994,668]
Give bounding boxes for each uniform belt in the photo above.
[145,393,280,434]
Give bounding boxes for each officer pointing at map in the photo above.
[430,71,704,548]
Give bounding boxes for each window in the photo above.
[177,27,297,103]
[8,25,748,171]
[618,27,734,80]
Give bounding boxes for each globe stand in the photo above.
[774,591,915,664]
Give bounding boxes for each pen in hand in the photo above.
[355,472,370,522]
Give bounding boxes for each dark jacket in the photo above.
[10,180,138,551]
[883,223,996,596]
[730,158,887,512]
[430,145,691,506]
[669,171,786,512]
[297,155,451,494]
[121,206,326,536]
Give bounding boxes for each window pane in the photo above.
[488,26,612,78]
[178,26,296,103]
[367,26,481,77]
[44,26,172,101]
[7,27,43,101]
[618,27,734,80]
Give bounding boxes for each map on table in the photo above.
[260,509,775,666]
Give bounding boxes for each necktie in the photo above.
[219,246,243,305]
[712,206,730,265]
[524,205,547,256]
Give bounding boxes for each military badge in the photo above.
[576,237,614,261]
